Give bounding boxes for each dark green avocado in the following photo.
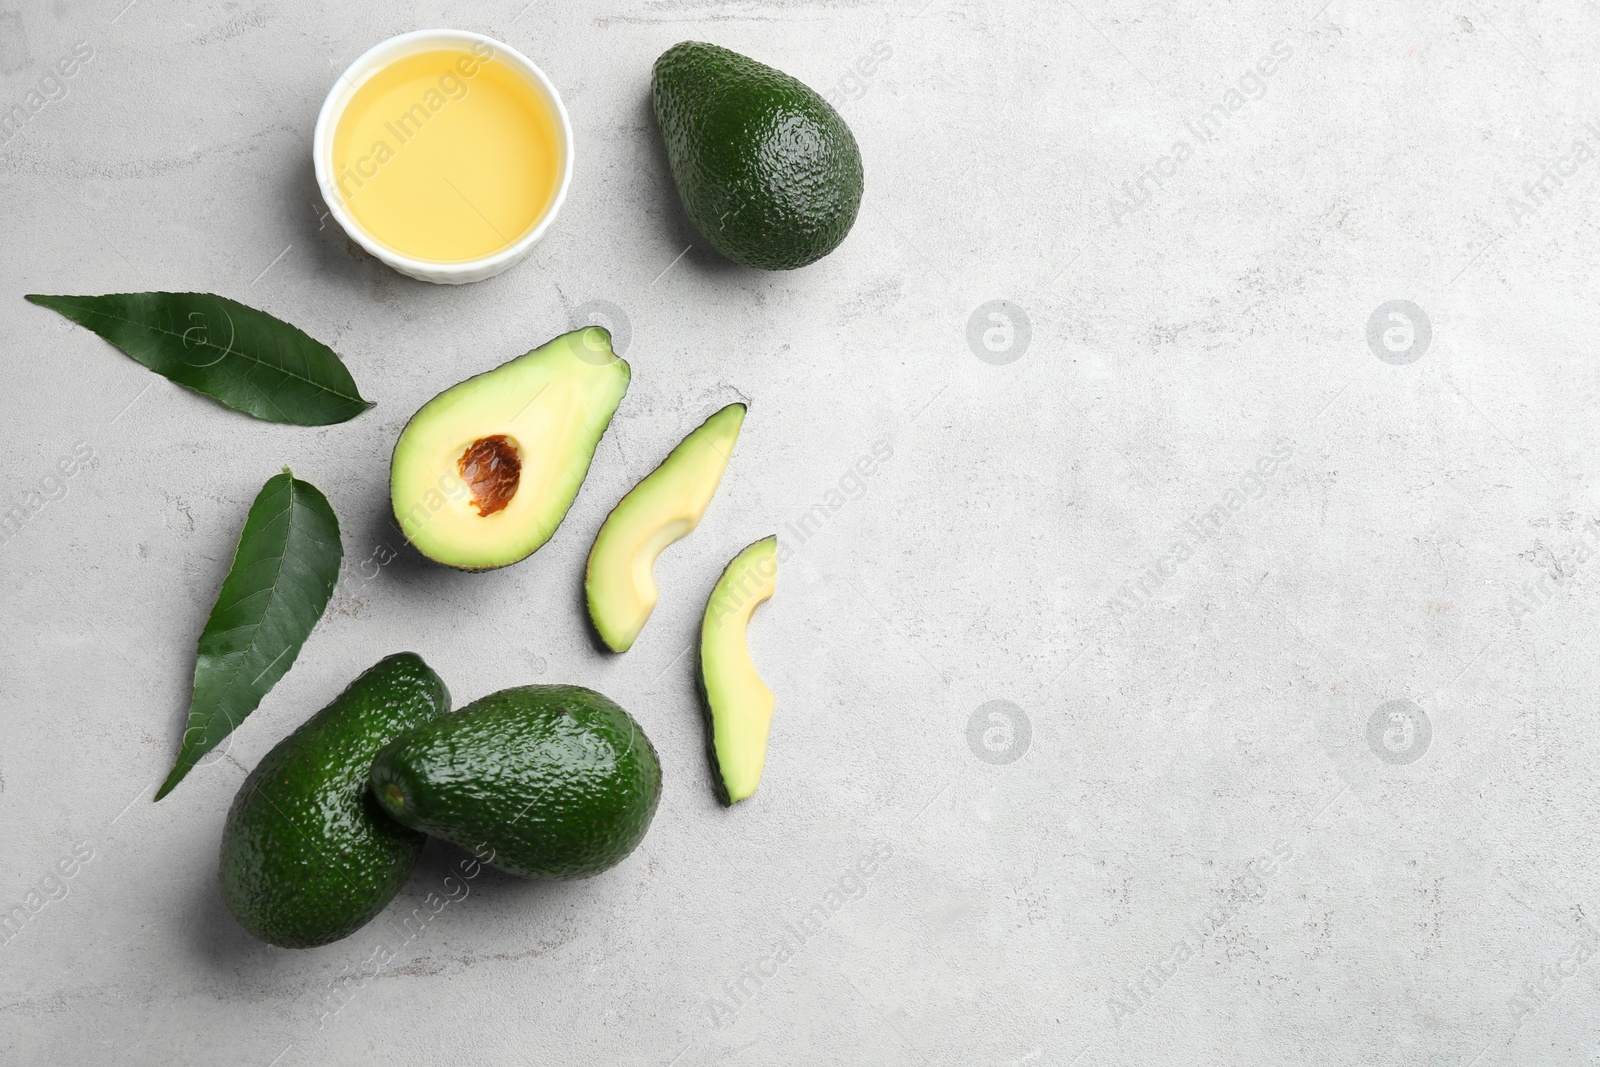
[218,653,450,948]
[370,685,661,880]
[652,41,864,270]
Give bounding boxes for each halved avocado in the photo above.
[698,535,777,804]
[391,328,630,570]
[586,403,746,651]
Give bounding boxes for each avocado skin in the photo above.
[219,653,450,949]
[652,41,863,270]
[371,685,662,880]
[694,662,736,807]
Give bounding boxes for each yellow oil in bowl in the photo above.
[330,44,563,263]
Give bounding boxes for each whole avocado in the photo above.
[652,41,864,270]
[370,684,661,880]
[218,653,450,948]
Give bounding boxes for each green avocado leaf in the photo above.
[25,292,373,425]
[156,469,342,801]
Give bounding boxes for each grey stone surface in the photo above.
[2,1,1598,1064]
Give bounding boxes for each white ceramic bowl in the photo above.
[312,29,573,285]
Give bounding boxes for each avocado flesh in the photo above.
[390,327,630,570]
[699,535,777,804]
[218,653,450,948]
[586,403,746,652]
[371,684,662,880]
[652,41,863,270]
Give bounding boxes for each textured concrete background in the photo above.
[2,0,1598,1064]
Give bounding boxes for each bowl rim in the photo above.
[311,28,574,281]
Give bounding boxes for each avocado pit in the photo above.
[458,435,521,517]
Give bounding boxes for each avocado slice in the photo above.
[698,535,778,804]
[218,653,450,948]
[585,403,746,652]
[371,684,661,880]
[652,42,863,270]
[390,327,630,570]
